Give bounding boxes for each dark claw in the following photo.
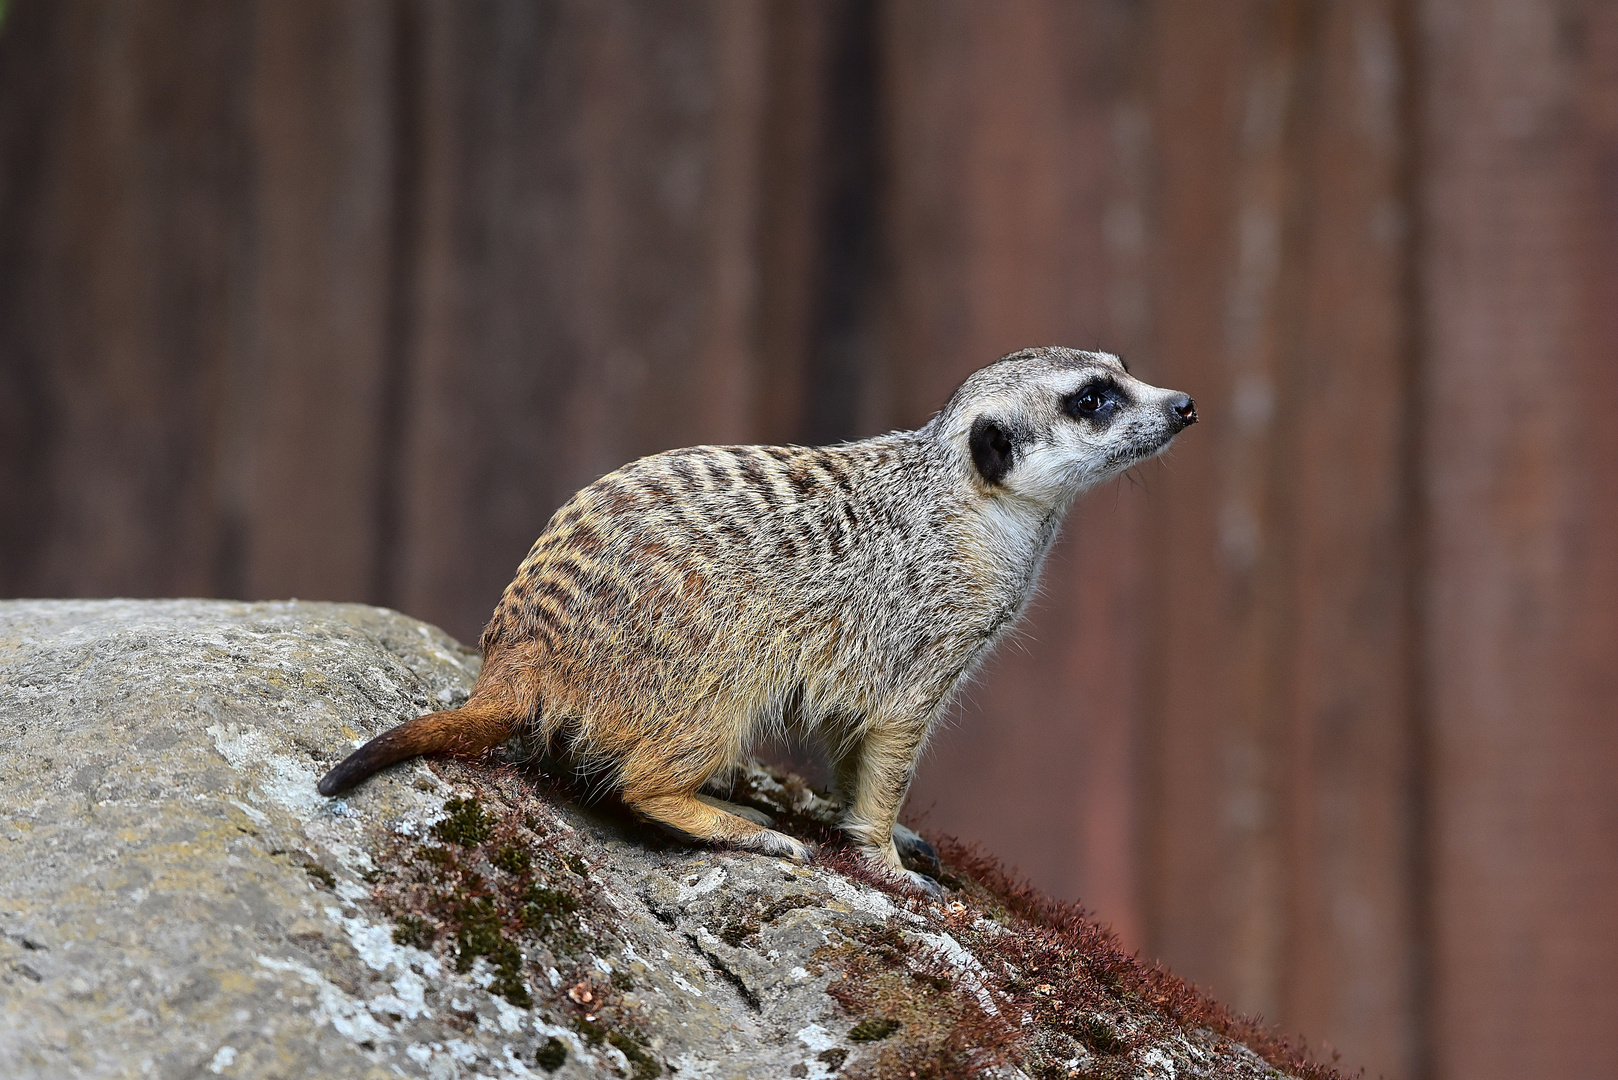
[911,837,941,876]
[894,828,942,876]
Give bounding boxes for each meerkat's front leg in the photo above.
[836,719,944,896]
[833,742,939,873]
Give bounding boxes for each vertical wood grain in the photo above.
[1420,1,1618,1076]
[0,2,251,598]
[229,0,398,603]
[1144,7,1421,1076]
[1141,0,1270,1016]
[393,1,767,644]
[1280,3,1418,1073]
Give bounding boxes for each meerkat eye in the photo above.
[1065,382,1115,421]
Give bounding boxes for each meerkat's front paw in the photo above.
[858,845,945,899]
[892,823,941,875]
[897,867,946,898]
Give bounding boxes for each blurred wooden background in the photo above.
[2,3,1616,1078]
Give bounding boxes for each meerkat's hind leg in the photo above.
[625,791,812,863]
[695,792,775,828]
[733,826,811,862]
[696,769,776,826]
[841,744,941,872]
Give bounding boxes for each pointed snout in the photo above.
[1165,393,1197,431]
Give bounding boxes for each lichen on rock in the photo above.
[0,600,1333,1080]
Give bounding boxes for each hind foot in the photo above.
[898,868,946,898]
[695,793,775,828]
[623,791,811,864]
[735,828,813,862]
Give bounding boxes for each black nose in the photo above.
[1167,393,1197,428]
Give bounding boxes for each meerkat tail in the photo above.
[316,701,520,796]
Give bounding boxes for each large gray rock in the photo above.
[0,601,1315,1079]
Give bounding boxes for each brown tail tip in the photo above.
[317,720,434,796]
[317,744,390,796]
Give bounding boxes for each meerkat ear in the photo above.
[969,416,1015,485]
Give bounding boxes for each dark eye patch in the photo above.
[1063,379,1127,424]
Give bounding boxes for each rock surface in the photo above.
[0,601,1322,1080]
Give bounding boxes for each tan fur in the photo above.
[319,347,1196,890]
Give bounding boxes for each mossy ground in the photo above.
[367,767,665,1076]
[713,763,1344,1080]
[368,755,1339,1080]
[810,833,1345,1080]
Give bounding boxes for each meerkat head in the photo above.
[935,346,1197,509]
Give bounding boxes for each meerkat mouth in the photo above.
[1106,441,1167,469]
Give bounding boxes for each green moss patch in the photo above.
[367,769,664,1076]
[1077,1014,1127,1056]
[607,1030,661,1080]
[848,1018,902,1042]
[453,896,529,1005]
[391,914,435,949]
[534,1036,567,1071]
[494,844,532,873]
[431,796,493,846]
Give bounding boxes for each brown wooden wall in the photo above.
[3,3,1616,1078]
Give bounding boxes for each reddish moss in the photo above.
[811,812,1341,1079]
[928,836,1343,1080]
[823,922,1020,1079]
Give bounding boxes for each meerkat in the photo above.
[319,347,1196,892]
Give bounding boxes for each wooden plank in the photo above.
[0,2,251,598]
[1139,0,1274,1022]
[227,0,399,604]
[1143,8,1423,1077]
[754,0,888,446]
[393,1,766,644]
[1419,2,1618,1076]
[1279,3,1418,1074]
[752,2,835,445]
[0,0,68,595]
